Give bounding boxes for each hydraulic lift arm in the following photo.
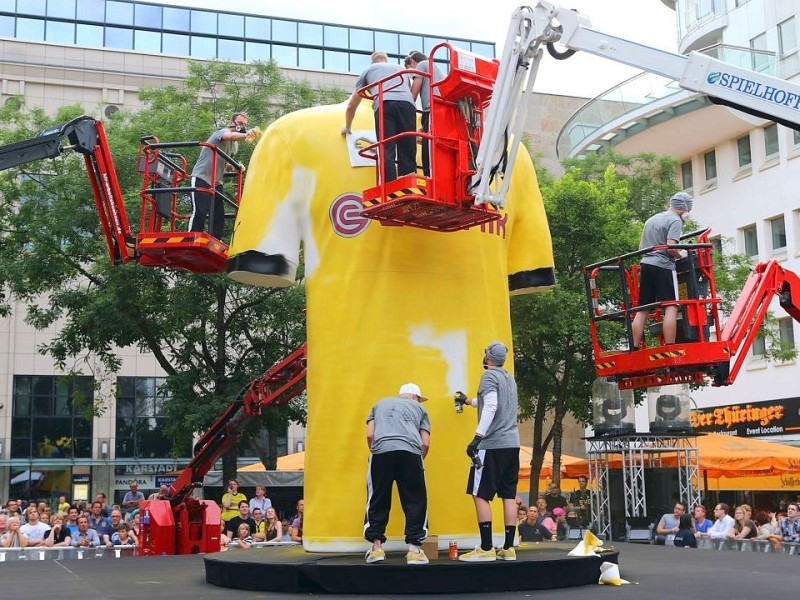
[472,1,800,209]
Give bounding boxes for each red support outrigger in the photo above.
[585,228,800,390]
[358,43,503,232]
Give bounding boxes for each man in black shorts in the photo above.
[631,192,693,350]
[456,341,520,562]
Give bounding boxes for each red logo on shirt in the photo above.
[330,193,370,238]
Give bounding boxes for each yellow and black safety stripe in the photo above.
[648,349,686,361]
[138,234,226,253]
[386,185,428,201]
[596,361,616,370]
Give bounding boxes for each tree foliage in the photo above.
[514,153,679,496]
[0,60,347,477]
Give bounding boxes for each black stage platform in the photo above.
[203,542,619,594]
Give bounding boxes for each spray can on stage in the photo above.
[449,540,458,560]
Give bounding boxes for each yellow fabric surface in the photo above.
[228,101,555,551]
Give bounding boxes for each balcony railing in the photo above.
[556,45,777,160]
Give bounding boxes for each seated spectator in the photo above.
[545,483,568,512]
[264,507,283,543]
[778,502,800,543]
[224,500,256,539]
[728,505,757,540]
[1,516,28,548]
[656,501,686,544]
[517,505,528,524]
[220,479,247,525]
[535,497,550,521]
[280,519,292,542]
[44,513,72,547]
[692,505,711,534]
[88,501,114,540]
[754,510,781,550]
[71,516,101,547]
[673,514,697,548]
[233,523,253,549]
[541,507,564,539]
[518,506,554,542]
[251,508,266,541]
[705,503,735,539]
[20,507,50,546]
[290,514,303,543]
[110,523,136,547]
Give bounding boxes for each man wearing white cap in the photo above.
[364,383,431,565]
[631,192,693,350]
[456,341,520,562]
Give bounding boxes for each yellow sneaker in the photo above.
[458,545,497,562]
[406,549,429,565]
[365,547,385,563]
[496,547,516,561]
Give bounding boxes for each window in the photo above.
[350,52,370,73]
[764,123,779,157]
[751,328,766,358]
[299,47,323,69]
[162,7,189,31]
[424,36,447,54]
[134,30,161,53]
[190,10,216,35]
[246,41,270,61]
[115,377,190,458]
[134,3,162,28]
[46,21,75,44]
[106,0,133,26]
[696,0,721,19]
[298,22,322,46]
[323,25,347,48]
[703,149,717,182]
[0,0,14,11]
[105,26,133,50]
[76,0,104,22]
[770,215,787,252]
[162,32,189,56]
[737,134,751,167]
[190,35,216,59]
[76,23,102,46]
[350,28,373,52]
[245,16,269,40]
[778,318,796,348]
[272,19,297,43]
[680,160,693,190]
[218,13,243,37]
[399,34,423,55]
[0,15,12,37]
[272,44,297,67]
[218,38,244,61]
[471,42,495,57]
[793,129,800,147]
[779,17,797,57]
[375,31,399,55]
[324,50,349,71]
[751,33,768,72]
[19,0,45,16]
[742,224,758,257]
[11,375,94,459]
[47,0,75,19]
[16,18,45,41]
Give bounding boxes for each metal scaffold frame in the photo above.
[588,433,701,540]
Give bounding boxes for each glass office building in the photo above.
[0,0,495,73]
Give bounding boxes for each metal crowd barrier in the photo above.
[694,536,798,553]
[0,545,137,562]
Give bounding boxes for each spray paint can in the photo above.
[449,539,458,560]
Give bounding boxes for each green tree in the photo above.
[0,60,347,481]
[514,155,676,496]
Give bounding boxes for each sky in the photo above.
[158,0,679,98]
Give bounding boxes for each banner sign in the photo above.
[691,397,800,437]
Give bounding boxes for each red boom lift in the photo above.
[585,229,800,390]
[137,344,307,555]
[0,114,244,273]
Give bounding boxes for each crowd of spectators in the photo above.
[516,481,587,543]
[0,479,304,553]
[655,500,800,550]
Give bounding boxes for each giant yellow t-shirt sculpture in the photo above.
[227,101,555,552]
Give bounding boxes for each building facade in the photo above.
[0,0,589,503]
[561,0,800,452]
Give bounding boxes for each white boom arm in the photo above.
[472,0,800,209]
